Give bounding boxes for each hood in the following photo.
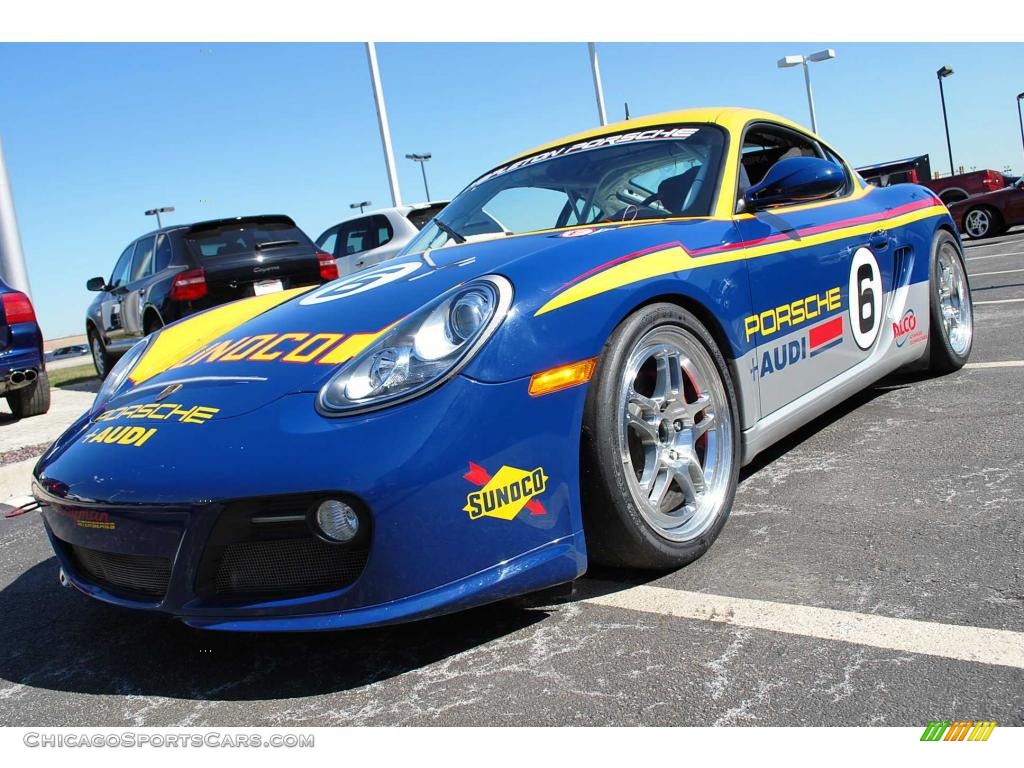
[108,221,711,414]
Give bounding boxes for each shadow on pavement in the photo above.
[0,557,550,702]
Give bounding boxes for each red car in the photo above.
[949,176,1024,239]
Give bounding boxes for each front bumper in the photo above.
[33,375,588,630]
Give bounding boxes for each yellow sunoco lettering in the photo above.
[282,333,343,363]
[250,332,309,361]
[221,334,275,362]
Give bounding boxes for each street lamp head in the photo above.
[937,66,954,78]
[807,49,836,63]
[777,54,805,68]
[405,153,432,162]
[350,201,371,210]
[144,206,174,216]
[1017,92,1024,101]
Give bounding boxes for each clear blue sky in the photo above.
[1,42,1021,337]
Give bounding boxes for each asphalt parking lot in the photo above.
[1,230,1022,727]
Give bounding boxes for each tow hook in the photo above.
[2,496,41,519]
[58,569,70,588]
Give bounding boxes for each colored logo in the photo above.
[754,316,844,378]
[893,308,926,347]
[463,462,548,521]
[52,506,116,531]
[920,721,996,742]
[83,426,158,448]
[744,286,842,341]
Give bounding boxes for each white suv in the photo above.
[315,201,448,277]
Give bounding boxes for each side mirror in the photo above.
[744,157,846,212]
[86,277,107,292]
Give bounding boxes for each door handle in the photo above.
[869,229,890,250]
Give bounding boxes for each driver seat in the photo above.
[657,166,701,215]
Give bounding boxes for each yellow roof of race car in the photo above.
[506,107,823,165]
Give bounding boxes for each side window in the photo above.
[339,218,378,256]
[316,226,339,257]
[109,243,136,288]
[130,235,156,281]
[738,125,823,203]
[372,215,393,248]
[153,234,173,272]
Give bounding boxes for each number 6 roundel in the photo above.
[848,247,882,350]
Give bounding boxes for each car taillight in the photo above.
[170,268,207,301]
[317,251,339,281]
[1,291,36,325]
[983,171,999,189]
[908,170,919,184]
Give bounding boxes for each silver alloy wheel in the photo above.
[964,208,992,238]
[90,335,106,377]
[617,326,733,542]
[937,241,973,356]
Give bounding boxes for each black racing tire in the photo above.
[928,230,973,374]
[7,369,51,418]
[581,302,741,570]
[88,327,114,380]
[962,206,1003,239]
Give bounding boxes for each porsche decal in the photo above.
[94,403,219,425]
[463,462,548,521]
[744,287,842,341]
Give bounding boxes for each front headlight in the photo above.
[318,275,513,415]
[93,335,152,410]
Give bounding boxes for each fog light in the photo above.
[315,499,359,542]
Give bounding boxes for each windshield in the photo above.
[404,124,725,255]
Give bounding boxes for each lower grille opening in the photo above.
[70,545,171,598]
[214,537,368,595]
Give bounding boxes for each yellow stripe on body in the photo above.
[534,205,946,317]
[129,286,312,384]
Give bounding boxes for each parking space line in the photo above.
[966,250,1024,262]
[964,360,1024,369]
[583,584,1024,669]
[974,298,1024,305]
[968,267,1024,277]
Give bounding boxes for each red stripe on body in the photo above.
[809,315,844,348]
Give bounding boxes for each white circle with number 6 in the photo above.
[849,247,882,350]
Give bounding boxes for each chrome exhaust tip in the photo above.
[9,371,25,385]
[58,569,70,588]
[24,369,37,383]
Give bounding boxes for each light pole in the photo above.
[937,66,955,176]
[145,206,174,228]
[587,43,608,127]
[405,153,432,201]
[365,43,402,207]
[777,49,836,134]
[1017,92,1024,163]
[350,201,371,214]
[0,134,31,298]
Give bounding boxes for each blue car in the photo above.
[31,108,972,631]
[1,277,49,419]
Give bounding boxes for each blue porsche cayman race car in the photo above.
[31,108,973,631]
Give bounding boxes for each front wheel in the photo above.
[89,329,114,380]
[582,303,740,569]
[928,231,973,373]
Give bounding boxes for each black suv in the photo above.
[86,215,337,377]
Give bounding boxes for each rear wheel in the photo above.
[928,231,973,373]
[962,206,1002,239]
[582,303,740,569]
[89,329,113,380]
[144,312,164,336]
[7,369,50,418]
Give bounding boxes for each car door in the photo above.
[119,234,156,340]
[337,216,380,273]
[736,123,892,417]
[101,242,136,344]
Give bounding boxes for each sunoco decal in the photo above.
[463,462,548,521]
